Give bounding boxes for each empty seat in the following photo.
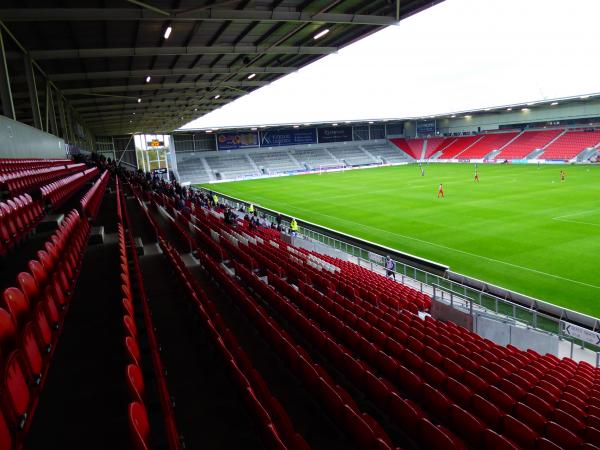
[502,414,538,449]
[2,351,31,430]
[448,404,485,447]
[2,288,29,330]
[128,401,150,450]
[482,428,520,450]
[126,364,145,404]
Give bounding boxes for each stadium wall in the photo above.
[0,114,67,158]
[438,99,600,134]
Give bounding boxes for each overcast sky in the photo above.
[180,0,600,130]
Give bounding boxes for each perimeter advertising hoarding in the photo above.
[318,126,353,143]
[260,128,317,147]
[217,132,259,150]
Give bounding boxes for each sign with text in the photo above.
[217,132,259,150]
[562,323,600,345]
[318,126,353,143]
[416,120,436,136]
[260,128,317,147]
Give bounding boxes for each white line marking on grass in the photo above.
[553,218,600,228]
[247,196,600,291]
[553,208,600,220]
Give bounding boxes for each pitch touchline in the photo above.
[552,218,600,229]
[553,207,600,220]
[246,195,600,291]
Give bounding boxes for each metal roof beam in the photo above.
[62,79,267,95]
[27,45,337,60]
[0,8,397,26]
[47,66,296,82]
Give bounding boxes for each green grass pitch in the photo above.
[201,163,600,318]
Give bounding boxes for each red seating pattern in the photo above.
[40,167,98,209]
[423,137,455,159]
[494,130,563,160]
[389,138,425,159]
[0,194,44,256]
[117,179,181,450]
[0,209,90,448]
[0,163,86,197]
[540,130,600,160]
[457,132,519,159]
[437,135,482,159]
[80,170,109,221]
[0,159,71,174]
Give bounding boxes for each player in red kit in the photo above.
[438,183,444,198]
[474,169,480,183]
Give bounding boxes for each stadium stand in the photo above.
[361,142,414,163]
[423,137,455,159]
[175,154,213,184]
[249,151,303,174]
[389,138,425,159]
[494,129,564,160]
[539,130,600,160]
[327,146,378,166]
[203,154,259,180]
[436,135,483,159]
[456,132,520,159]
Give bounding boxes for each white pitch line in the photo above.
[553,217,600,228]
[245,195,600,291]
[553,207,600,220]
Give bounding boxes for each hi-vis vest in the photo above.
[290,219,298,231]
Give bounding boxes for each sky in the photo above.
[180,0,600,130]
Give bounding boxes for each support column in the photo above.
[23,54,42,129]
[0,29,15,120]
[56,92,68,139]
[46,83,59,136]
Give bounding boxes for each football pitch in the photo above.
[201,164,600,318]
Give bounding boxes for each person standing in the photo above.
[438,183,445,198]
[385,256,396,280]
[290,218,299,236]
[474,169,479,183]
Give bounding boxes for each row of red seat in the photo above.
[118,182,181,450]
[40,167,98,209]
[0,209,90,450]
[0,159,71,174]
[0,194,44,257]
[136,192,311,450]
[0,163,86,197]
[80,171,109,221]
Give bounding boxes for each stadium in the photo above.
[0,1,600,449]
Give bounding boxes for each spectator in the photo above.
[385,256,396,280]
[290,218,299,236]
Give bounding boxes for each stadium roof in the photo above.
[0,0,443,136]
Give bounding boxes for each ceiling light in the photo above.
[206,130,212,133]
[450,115,456,118]
[332,123,338,126]
[521,108,529,111]
[527,102,535,106]
[247,73,256,80]
[464,115,471,119]
[314,29,330,40]
[214,94,220,99]
[304,123,311,126]
[137,98,142,103]
[132,112,136,115]
[368,121,374,124]
[164,26,172,39]
[145,76,151,83]
[194,108,198,111]
[581,95,590,99]
[251,127,257,131]
[551,102,559,106]
[506,107,512,111]
[293,125,300,128]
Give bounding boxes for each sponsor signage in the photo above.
[563,323,600,345]
[318,126,353,143]
[260,128,317,147]
[148,139,164,147]
[217,132,259,150]
[416,120,436,136]
[152,168,167,174]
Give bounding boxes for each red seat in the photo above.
[33,302,53,353]
[0,307,17,353]
[27,260,48,288]
[448,404,485,447]
[487,385,516,412]
[463,370,489,394]
[552,408,585,432]
[470,394,503,428]
[422,383,451,417]
[2,288,29,330]
[123,315,138,338]
[418,418,463,450]
[128,401,150,450]
[502,414,538,450]
[446,376,474,408]
[125,337,142,366]
[396,364,423,396]
[0,407,13,450]
[126,364,145,404]
[2,351,31,430]
[544,420,583,450]
[387,392,422,437]
[483,428,519,450]
[20,323,44,385]
[513,402,547,433]
[17,272,39,305]
[422,361,447,387]
[535,437,563,450]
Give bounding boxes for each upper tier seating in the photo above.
[0,194,44,256]
[436,136,482,159]
[362,143,413,163]
[0,159,71,174]
[249,151,302,173]
[41,168,99,209]
[389,138,425,159]
[540,130,600,160]
[288,148,338,169]
[328,146,377,166]
[457,132,519,159]
[203,154,258,180]
[494,130,564,160]
[175,154,212,184]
